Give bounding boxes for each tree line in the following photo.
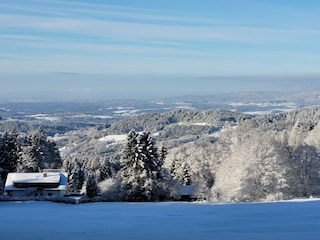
[0,129,62,191]
[2,106,320,202]
[0,129,192,201]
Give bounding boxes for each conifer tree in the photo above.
[17,131,41,172]
[120,130,162,201]
[0,130,21,181]
[68,161,85,192]
[17,129,62,172]
[170,158,192,185]
[99,158,120,182]
[86,173,98,198]
[0,172,3,195]
[159,145,168,162]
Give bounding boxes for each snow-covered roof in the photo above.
[5,172,68,191]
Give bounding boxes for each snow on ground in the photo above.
[98,134,127,143]
[228,101,297,109]
[1,200,320,240]
[28,114,60,122]
[178,122,213,126]
[244,108,296,115]
[71,114,113,119]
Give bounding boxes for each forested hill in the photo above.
[55,106,320,202]
[2,105,320,202]
[55,109,251,157]
[170,106,320,202]
[105,108,251,135]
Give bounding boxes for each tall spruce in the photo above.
[0,170,3,195]
[159,145,168,162]
[17,129,62,172]
[170,158,192,185]
[86,173,98,198]
[120,130,162,201]
[68,160,85,192]
[0,130,21,181]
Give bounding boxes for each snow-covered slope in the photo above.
[54,106,320,202]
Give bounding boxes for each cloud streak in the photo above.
[1,0,320,78]
[0,12,317,45]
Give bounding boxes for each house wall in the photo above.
[43,190,65,197]
[8,188,65,198]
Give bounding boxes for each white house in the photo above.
[4,172,68,197]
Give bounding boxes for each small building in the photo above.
[4,172,68,198]
[179,184,196,201]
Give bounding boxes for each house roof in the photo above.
[5,172,68,191]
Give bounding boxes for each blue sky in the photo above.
[1,0,320,100]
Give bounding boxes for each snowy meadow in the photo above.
[1,200,320,240]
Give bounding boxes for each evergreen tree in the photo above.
[0,130,21,181]
[182,162,192,185]
[0,172,3,195]
[1,130,20,171]
[17,129,62,172]
[68,161,85,192]
[62,156,74,175]
[99,158,120,182]
[122,130,139,164]
[43,139,62,169]
[120,131,162,201]
[17,131,40,172]
[159,145,168,162]
[86,173,98,198]
[170,158,192,185]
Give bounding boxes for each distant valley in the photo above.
[1,91,319,136]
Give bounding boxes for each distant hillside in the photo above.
[55,109,251,156]
[1,90,320,136]
[55,106,320,202]
[167,107,320,202]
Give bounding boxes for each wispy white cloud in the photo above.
[0,12,317,46]
[1,1,222,26]
[1,0,320,77]
[2,0,319,46]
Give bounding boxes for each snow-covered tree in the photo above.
[0,130,21,182]
[0,167,3,195]
[17,129,62,172]
[86,173,99,198]
[120,130,163,201]
[43,139,62,169]
[287,144,320,198]
[68,161,85,192]
[99,158,120,182]
[241,141,290,201]
[159,145,168,162]
[17,132,41,172]
[170,158,192,185]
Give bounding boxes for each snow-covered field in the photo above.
[1,200,320,240]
